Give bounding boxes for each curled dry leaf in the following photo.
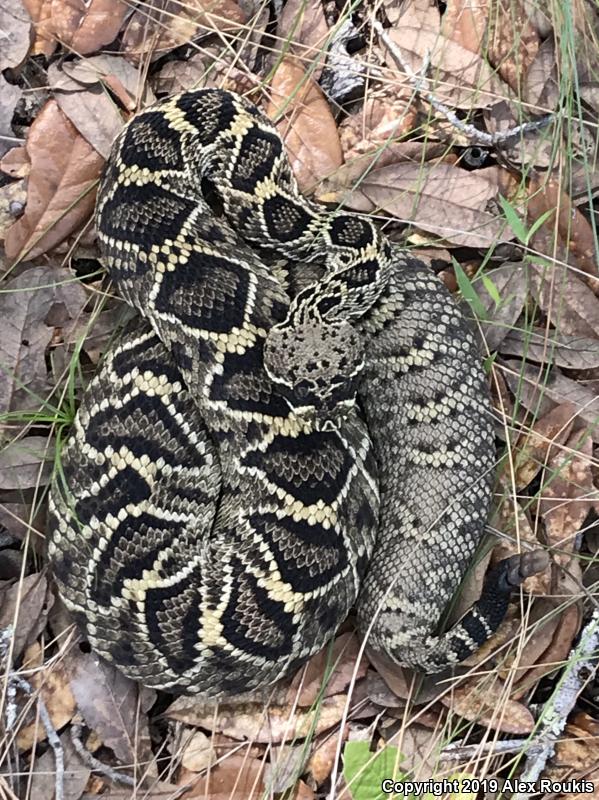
[68,651,150,766]
[386,1,505,109]
[0,435,54,490]
[555,711,599,774]
[500,327,599,370]
[501,360,599,443]
[307,728,348,785]
[178,754,265,799]
[351,163,510,248]
[529,263,599,339]
[180,729,213,772]
[61,54,152,111]
[478,262,528,351]
[287,632,367,706]
[3,99,104,262]
[0,266,88,417]
[485,0,541,92]
[440,679,535,734]
[526,176,599,288]
[276,0,329,79]
[267,58,343,193]
[167,693,348,743]
[441,0,487,54]
[0,0,32,70]
[28,728,91,800]
[48,63,125,159]
[16,643,76,751]
[539,431,596,559]
[512,402,577,490]
[338,89,418,158]
[0,573,53,660]
[523,37,559,112]
[512,602,582,698]
[121,0,246,62]
[0,75,23,159]
[22,0,128,56]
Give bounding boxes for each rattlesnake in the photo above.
[48,88,543,695]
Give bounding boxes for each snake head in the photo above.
[263,316,365,421]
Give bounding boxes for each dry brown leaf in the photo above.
[0,573,53,660]
[527,176,599,288]
[180,729,214,773]
[524,37,559,112]
[490,488,549,594]
[317,142,447,210]
[441,0,487,54]
[338,90,418,157]
[555,712,599,771]
[540,431,596,558]
[0,266,87,417]
[307,729,348,785]
[178,754,265,799]
[355,163,510,248]
[0,76,23,159]
[441,680,535,733]
[152,53,209,96]
[267,58,343,193]
[512,402,577,489]
[265,743,308,793]
[28,727,91,800]
[486,0,541,92]
[0,143,30,179]
[501,361,599,443]
[48,63,125,159]
[22,0,128,56]
[61,54,152,111]
[512,602,581,697]
[478,262,528,351]
[529,263,599,339]
[500,327,599,370]
[121,0,246,61]
[287,632,367,706]
[17,643,76,750]
[276,0,329,78]
[364,647,444,706]
[167,693,348,743]
[387,5,505,109]
[0,435,54,489]
[0,0,32,69]
[68,651,148,765]
[4,99,104,262]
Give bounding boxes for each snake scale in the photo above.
[48,88,542,695]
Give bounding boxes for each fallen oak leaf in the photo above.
[354,163,512,248]
[167,693,349,743]
[121,0,247,61]
[511,402,577,490]
[267,58,343,194]
[539,431,596,560]
[4,99,104,262]
[48,63,125,159]
[22,0,128,56]
[440,678,535,734]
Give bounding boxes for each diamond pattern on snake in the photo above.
[48,88,544,696]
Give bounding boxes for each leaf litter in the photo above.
[1,0,599,797]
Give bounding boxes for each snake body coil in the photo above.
[48,89,531,695]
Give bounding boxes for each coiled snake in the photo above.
[48,89,542,695]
